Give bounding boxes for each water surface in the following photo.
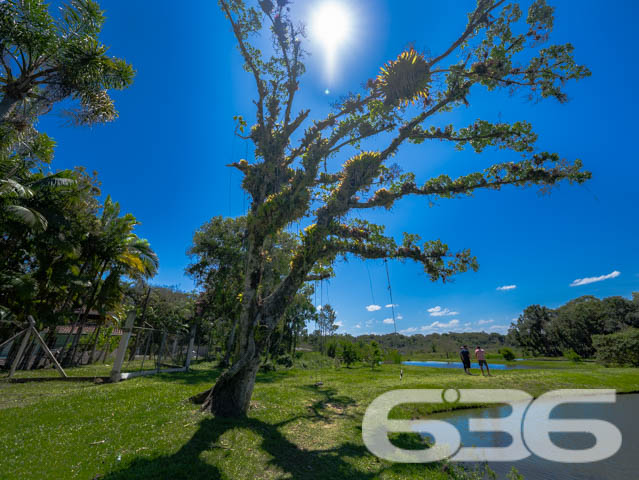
[424,393,639,479]
[403,360,532,370]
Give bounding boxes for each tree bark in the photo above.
[219,319,237,369]
[0,95,19,122]
[89,326,101,364]
[198,349,262,417]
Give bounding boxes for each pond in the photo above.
[402,360,533,370]
[424,393,639,479]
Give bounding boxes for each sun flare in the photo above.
[311,1,353,83]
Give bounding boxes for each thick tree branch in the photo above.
[219,0,266,127]
[350,154,590,210]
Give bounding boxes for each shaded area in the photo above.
[100,384,454,480]
[101,414,376,480]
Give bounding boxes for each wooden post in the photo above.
[8,329,31,378]
[110,312,136,382]
[156,330,167,371]
[27,317,67,378]
[0,330,26,351]
[185,325,197,370]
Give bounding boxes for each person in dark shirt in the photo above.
[460,345,472,375]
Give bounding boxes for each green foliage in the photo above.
[326,341,339,359]
[593,328,639,367]
[367,340,383,370]
[340,341,359,367]
[187,216,318,362]
[499,347,516,361]
[0,164,157,338]
[0,0,149,349]
[510,294,639,359]
[384,348,402,364]
[0,0,135,126]
[564,349,582,363]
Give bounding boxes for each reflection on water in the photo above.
[403,360,532,370]
[423,393,639,480]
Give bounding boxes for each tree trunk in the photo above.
[0,95,19,122]
[198,351,262,417]
[291,328,297,355]
[89,326,101,364]
[219,320,237,369]
[64,261,107,366]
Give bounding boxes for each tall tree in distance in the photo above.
[198,0,591,417]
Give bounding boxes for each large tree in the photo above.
[187,216,320,368]
[198,0,591,417]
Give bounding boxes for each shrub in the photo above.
[385,349,402,364]
[341,342,359,367]
[564,349,582,362]
[326,341,338,358]
[592,328,639,367]
[499,347,516,361]
[275,354,293,368]
[260,362,276,372]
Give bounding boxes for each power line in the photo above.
[384,258,397,335]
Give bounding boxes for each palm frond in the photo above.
[5,205,48,230]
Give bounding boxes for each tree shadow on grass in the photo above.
[100,383,454,480]
[149,368,222,385]
[297,384,359,422]
[254,369,293,384]
[100,412,385,480]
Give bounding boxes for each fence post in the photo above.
[185,325,197,370]
[27,316,67,378]
[8,328,31,378]
[156,330,167,372]
[110,311,136,382]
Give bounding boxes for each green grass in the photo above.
[0,358,182,380]
[0,360,638,479]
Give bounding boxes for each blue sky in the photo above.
[39,0,639,336]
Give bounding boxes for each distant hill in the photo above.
[349,332,513,356]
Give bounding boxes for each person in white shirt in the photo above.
[475,346,491,377]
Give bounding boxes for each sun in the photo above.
[311,1,352,50]
[311,1,353,83]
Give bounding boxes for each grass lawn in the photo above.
[1,360,638,479]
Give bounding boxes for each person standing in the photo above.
[460,345,472,375]
[475,345,491,376]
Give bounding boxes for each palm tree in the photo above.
[63,197,158,365]
[0,156,75,231]
[0,0,134,125]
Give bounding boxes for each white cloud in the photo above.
[488,325,510,333]
[570,270,621,287]
[397,315,404,320]
[335,321,343,328]
[316,305,322,311]
[478,319,494,325]
[400,327,418,334]
[366,304,382,312]
[497,285,517,291]
[385,304,399,308]
[365,319,374,327]
[464,322,471,327]
[421,319,460,331]
[427,306,459,317]
[383,318,395,324]
[354,323,361,329]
